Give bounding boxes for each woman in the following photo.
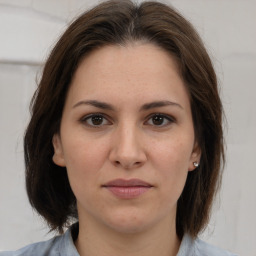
[0,0,236,255]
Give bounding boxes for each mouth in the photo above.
[102,179,153,199]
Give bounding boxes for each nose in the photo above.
[109,124,147,170]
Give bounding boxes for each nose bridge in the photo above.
[110,119,146,168]
[118,122,139,153]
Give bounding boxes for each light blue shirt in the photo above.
[0,224,237,256]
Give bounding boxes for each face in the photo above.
[52,44,200,234]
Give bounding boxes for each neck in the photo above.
[75,215,180,256]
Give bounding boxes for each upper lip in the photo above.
[103,179,153,187]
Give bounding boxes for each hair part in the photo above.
[24,0,224,238]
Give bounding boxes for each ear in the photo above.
[188,142,201,172]
[52,133,66,167]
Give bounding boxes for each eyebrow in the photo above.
[73,100,115,110]
[73,100,183,111]
[140,101,183,111]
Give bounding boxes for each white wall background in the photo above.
[0,0,255,255]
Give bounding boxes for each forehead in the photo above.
[66,43,189,109]
[74,43,181,81]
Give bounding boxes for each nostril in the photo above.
[115,160,121,165]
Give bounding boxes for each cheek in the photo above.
[151,136,193,170]
[150,136,193,194]
[61,135,110,189]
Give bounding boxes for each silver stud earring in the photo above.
[193,162,199,168]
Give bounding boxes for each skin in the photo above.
[52,43,200,256]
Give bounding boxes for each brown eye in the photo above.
[152,115,165,125]
[146,114,174,127]
[81,114,111,127]
[91,115,104,125]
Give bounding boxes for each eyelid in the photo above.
[144,113,176,126]
[80,113,112,127]
[79,112,175,128]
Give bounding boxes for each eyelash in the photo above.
[146,113,175,127]
[80,113,112,128]
[80,113,175,128]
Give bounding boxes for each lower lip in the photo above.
[104,186,151,199]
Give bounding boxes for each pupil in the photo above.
[153,115,164,125]
[92,115,103,125]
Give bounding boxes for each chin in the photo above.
[101,209,158,234]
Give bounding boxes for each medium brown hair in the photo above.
[24,0,224,239]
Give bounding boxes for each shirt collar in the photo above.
[59,223,80,256]
[59,223,195,256]
[177,233,195,256]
